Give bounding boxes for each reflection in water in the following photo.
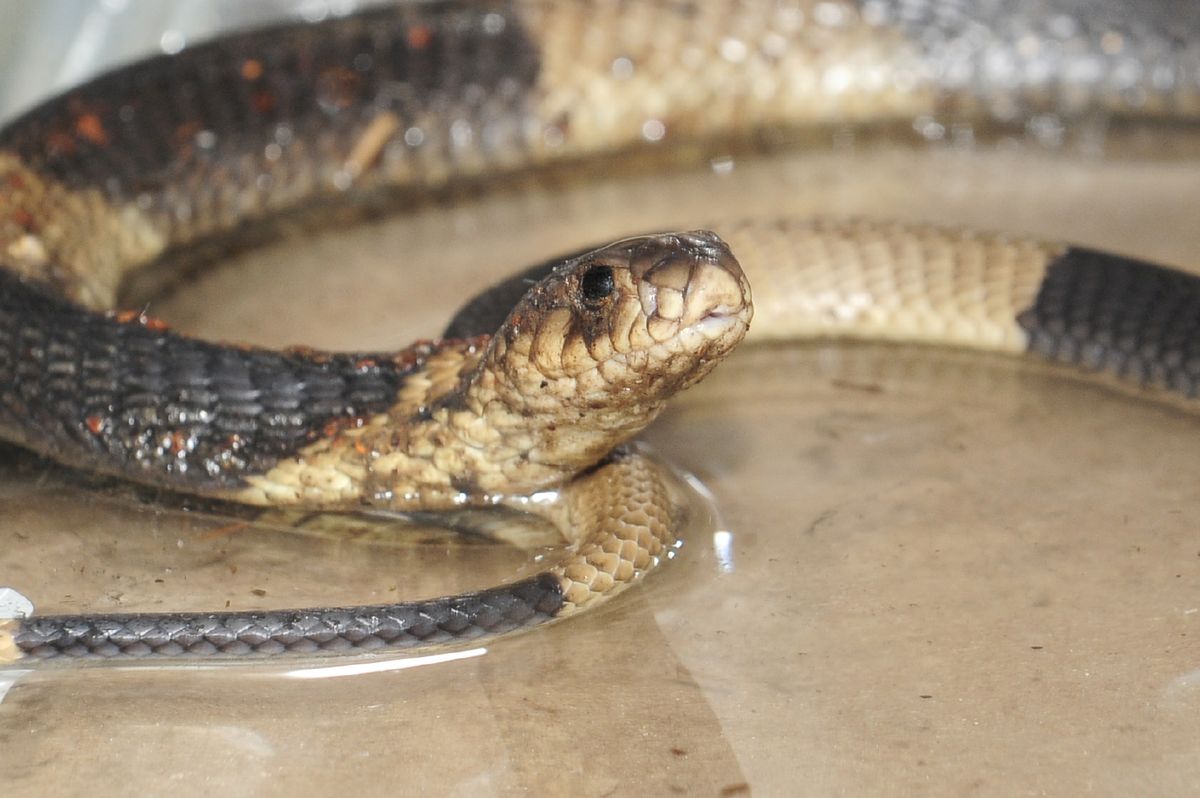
[0,669,31,703]
[679,469,735,574]
[282,647,487,680]
[712,530,736,575]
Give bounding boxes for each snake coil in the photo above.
[2,1,1199,662]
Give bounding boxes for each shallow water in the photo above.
[2,144,1199,796]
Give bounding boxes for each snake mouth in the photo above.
[692,308,750,340]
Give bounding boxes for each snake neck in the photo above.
[452,332,671,491]
[238,332,668,509]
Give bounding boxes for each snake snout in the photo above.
[637,231,752,346]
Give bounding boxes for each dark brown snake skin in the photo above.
[2,0,1200,662]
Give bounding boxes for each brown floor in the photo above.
[2,147,1199,796]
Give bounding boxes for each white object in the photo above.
[0,587,33,619]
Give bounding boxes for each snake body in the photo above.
[2,1,1199,661]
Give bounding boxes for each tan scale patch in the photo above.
[238,342,494,509]
[548,450,678,612]
[237,410,413,507]
[522,0,936,158]
[0,152,167,309]
[0,620,19,664]
[718,218,1062,352]
[391,342,486,416]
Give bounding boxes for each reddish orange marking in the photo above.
[113,309,169,331]
[354,357,377,370]
[6,172,25,190]
[407,25,433,49]
[252,90,277,115]
[46,130,77,156]
[285,345,332,362]
[240,58,264,80]
[317,67,361,110]
[11,207,36,231]
[168,431,188,453]
[172,120,202,145]
[74,113,109,146]
[85,415,104,435]
[459,334,491,351]
[353,440,369,455]
[319,416,368,442]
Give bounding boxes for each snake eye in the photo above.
[580,264,615,307]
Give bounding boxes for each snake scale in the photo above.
[1,0,1199,662]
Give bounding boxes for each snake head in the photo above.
[361,231,754,500]
[498,230,750,400]
[477,231,751,468]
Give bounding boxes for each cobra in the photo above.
[0,2,1196,660]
